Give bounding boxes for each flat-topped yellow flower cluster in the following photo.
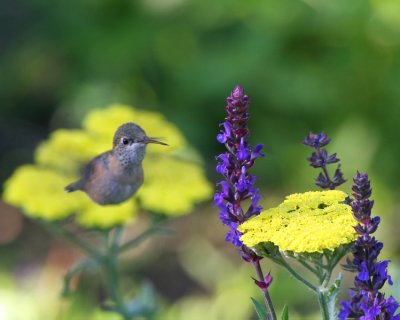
[3,105,212,228]
[238,190,358,253]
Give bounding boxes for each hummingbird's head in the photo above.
[113,122,167,165]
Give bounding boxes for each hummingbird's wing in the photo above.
[64,151,112,193]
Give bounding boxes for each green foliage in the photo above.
[280,305,289,320]
[326,273,343,320]
[251,297,268,320]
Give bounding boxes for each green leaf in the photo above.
[251,297,268,320]
[280,305,289,320]
[61,258,98,298]
[326,273,343,319]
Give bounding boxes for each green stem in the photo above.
[317,288,330,320]
[271,253,318,292]
[119,225,173,254]
[102,227,130,320]
[296,257,320,277]
[44,222,101,259]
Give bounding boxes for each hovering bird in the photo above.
[65,122,167,205]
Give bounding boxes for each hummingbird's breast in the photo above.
[84,152,144,205]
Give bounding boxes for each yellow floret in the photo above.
[35,129,106,173]
[76,198,138,228]
[82,104,187,153]
[2,165,86,220]
[82,104,136,140]
[238,190,357,253]
[139,155,213,215]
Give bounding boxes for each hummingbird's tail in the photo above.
[64,180,83,193]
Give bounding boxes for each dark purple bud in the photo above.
[302,132,330,148]
[332,166,346,187]
[240,245,262,263]
[308,151,325,168]
[344,196,353,205]
[352,172,372,200]
[303,131,347,191]
[315,172,330,189]
[326,152,339,164]
[232,85,244,100]
[252,272,273,293]
[365,216,380,234]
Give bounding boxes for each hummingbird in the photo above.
[65,122,167,205]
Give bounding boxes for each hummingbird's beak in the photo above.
[142,137,168,146]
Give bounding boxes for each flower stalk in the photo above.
[339,172,399,319]
[303,132,345,190]
[215,85,276,319]
[46,222,167,319]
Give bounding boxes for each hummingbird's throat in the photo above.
[116,143,146,167]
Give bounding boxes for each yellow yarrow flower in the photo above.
[35,129,103,173]
[139,156,212,215]
[238,190,357,253]
[83,105,186,154]
[3,165,86,220]
[3,104,212,228]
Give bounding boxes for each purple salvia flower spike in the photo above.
[339,173,399,319]
[303,131,345,189]
[215,86,276,319]
[215,85,264,247]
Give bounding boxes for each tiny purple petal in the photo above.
[251,144,265,160]
[237,137,250,161]
[357,262,369,281]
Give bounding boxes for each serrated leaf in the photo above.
[327,273,343,319]
[280,305,289,320]
[251,297,268,320]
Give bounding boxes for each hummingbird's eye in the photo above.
[122,138,129,145]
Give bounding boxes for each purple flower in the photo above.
[303,132,345,189]
[302,132,330,148]
[339,172,399,319]
[216,153,230,175]
[251,144,265,160]
[215,85,264,249]
[237,138,250,161]
[217,123,232,143]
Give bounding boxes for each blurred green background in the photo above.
[1,0,399,319]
